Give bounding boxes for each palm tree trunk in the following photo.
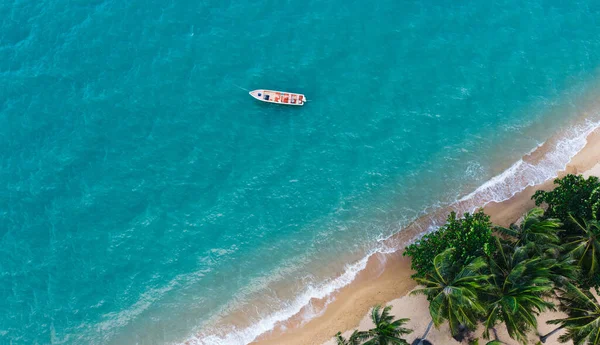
[540,325,564,343]
[417,319,434,345]
[492,327,499,341]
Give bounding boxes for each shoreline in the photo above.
[249,126,600,345]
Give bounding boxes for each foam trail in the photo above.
[184,120,600,345]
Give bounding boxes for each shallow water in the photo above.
[2,1,600,344]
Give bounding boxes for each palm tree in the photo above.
[547,282,600,345]
[592,186,600,220]
[499,209,579,290]
[544,246,580,289]
[411,248,491,338]
[483,238,555,345]
[362,305,412,345]
[499,209,579,289]
[334,330,370,345]
[495,208,561,254]
[563,215,600,281]
[414,320,434,345]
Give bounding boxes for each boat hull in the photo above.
[249,90,305,106]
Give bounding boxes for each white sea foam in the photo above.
[459,119,600,209]
[183,119,600,345]
[186,250,377,345]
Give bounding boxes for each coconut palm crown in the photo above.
[548,282,600,345]
[411,248,491,336]
[483,238,555,344]
[563,215,600,283]
[334,330,370,345]
[495,207,562,254]
[362,305,412,345]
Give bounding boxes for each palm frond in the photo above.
[365,304,412,345]
[417,248,489,337]
[484,240,555,345]
[548,283,600,345]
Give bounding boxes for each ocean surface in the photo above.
[3,0,600,344]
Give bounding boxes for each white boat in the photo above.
[249,89,306,106]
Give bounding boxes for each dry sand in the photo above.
[251,128,600,345]
[322,291,571,345]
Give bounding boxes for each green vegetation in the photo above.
[483,239,555,344]
[335,330,369,345]
[563,216,600,285]
[334,174,600,345]
[548,282,600,345]
[411,249,489,336]
[494,208,561,253]
[532,175,600,232]
[404,210,496,278]
[334,305,412,345]
[532,174,600,288]
[363,305,412,345]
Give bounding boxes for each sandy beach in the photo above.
[251,127,600,345]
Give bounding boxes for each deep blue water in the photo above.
[2,0,600,344]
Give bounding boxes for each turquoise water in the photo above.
[3,0,600,344]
